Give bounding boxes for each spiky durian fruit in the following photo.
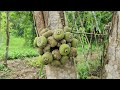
[39,28,48,35]
[51,60,61,67]
[33,37,39,47]
[48,36,57,47]
[71,38,78,47]
[41,52,53,65]
[60,39,66,44]
[42,30,53,38]
[60,56,69,65]
[59,44,70,55]
[52,49,61,60]
[64,26,72,32]
[65,32,73,42]
[37,36,47,48]
[38,47,44,55]
[43,44,51,53]
[53,29,65,41]
[69,47,77,57]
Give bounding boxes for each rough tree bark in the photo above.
[33,11,45,36]
[4,11,10,67]
[103,11,120,79]
[33,11,77,79]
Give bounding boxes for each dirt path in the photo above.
[0,57,42,79]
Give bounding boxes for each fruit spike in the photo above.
[38,47,44,55]
[69,47,77,57]
[60,56,69,65]
[43,44,51,53]
[39,28,48,35]
[48,36,57,47]
[59,44,70,55]
[41,52,53,65]
[33,37,39,47]
[51,60,61,67]
[71,38,78,47]
[37,36,47,48]
[53,29,65,41]
[64,26,72,32]
[52,49,61,60]
[65,32,73,42]
[42,30,53,38]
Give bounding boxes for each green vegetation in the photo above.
[0,11,112,79]
[76,59,101,79]
[0,36,39,60]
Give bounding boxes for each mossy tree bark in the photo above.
[103,11,120,79]
[34,11,77,79]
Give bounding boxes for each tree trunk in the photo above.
[44,11,77,79]
[4,11,10,67]
[103,11,120,79]
[33,11,45,36]
[34,11,77,79]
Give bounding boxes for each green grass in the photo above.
[76,43,103,79]
[76,59,101,79]
[0,36,39,60]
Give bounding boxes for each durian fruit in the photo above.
[37,36,47,48]
[53,29,65,41]
[71,38,78,47]
[59,44,70,55]
[52,49,61,60]
[33,37,39,47]
[38,47,44,55]
[48,36,57,47]
[41,52,53,65]
[43,44,51,53]
[39,28,48,35]
[69,47,77,57]
[64,26,72,32]
[42,30,53,38]
[65,32,73,42]
[60,39,66,44]
[51,60,61,67]
[61,56,69,65]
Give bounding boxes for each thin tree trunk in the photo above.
[4,11,10,67]
[44,11,77,79]
[102,11,120,79]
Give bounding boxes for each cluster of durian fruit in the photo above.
[33,26,78,67]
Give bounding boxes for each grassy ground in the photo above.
[0,36,39,60]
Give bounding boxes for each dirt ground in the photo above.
[0,57,43,79]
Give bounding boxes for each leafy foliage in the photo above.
[65,11,112,34]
